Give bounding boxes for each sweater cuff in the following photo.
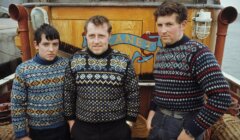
[184,120,205,138]
[15,130,28,139]
[126,115,137,122]
[64,115,76,121]
[150,101,157,111]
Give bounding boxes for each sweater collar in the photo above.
[87,45,113,58]
[165,35,190,48]
[33,54,58,65]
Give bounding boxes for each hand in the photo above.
[126,121,133,127]
[19,136,31,140]
[177,129,194,140]
[146,110,155,130]
[146,119,152,130]
[68,120,75,132]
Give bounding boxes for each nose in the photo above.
[93,37,100,43]
[160,26,167,33]
[48,45,54,51]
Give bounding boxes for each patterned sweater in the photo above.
[152,35,231,137]
[11,54,68,138]
[64,48,139,123]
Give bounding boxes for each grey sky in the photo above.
[221,0,240,13]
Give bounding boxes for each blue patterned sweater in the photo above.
[64,48,140,123]
[11,54,68,138]
[152,35,231,137]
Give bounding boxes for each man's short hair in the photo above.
[34,23,60,45]
[154,1,188,23]
[84,15,112,34]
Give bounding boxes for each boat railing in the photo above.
[223,72,240,96]
[0,73,15,96]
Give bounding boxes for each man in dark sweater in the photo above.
[11,24,70,140]
[64,15,140,140]
[147,1,231,140]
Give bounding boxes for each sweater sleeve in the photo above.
[124,60,140,122]
[63,60,77,120]
[11,66,28,138]
[184,47,231,137]
[149,100,157,111]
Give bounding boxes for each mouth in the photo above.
[48,54,55,57]
[161,36,168,39]
[93,45,102,48]
[92,46,102,50]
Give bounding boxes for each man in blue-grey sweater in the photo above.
[11,24,70,140]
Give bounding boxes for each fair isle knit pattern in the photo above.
[11,55,68,138]
[153,36,231,137]
[64,48,139,123]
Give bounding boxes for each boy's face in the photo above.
[156,13,186,45]
[86,22,111,55]
[34,34,59,61]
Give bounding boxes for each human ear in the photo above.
[109,33,112,41]
[34,41,39,50]
[181,20,187,29]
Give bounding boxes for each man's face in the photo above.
[156,13,186,45]
[86,22,110,55]
[35,34,59,61]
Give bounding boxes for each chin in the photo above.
[162,40,169,44]
[164,41,173,45]
[46,57,55,61]
[95,53,103,55]
[93,51,103,55]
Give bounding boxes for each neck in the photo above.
[33,54,58,65]
[165,35,190,48]
[87,46,112,58]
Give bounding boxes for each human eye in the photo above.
[157,23,163,27]
[53,42,59,47]
[98,34,105,39]
[42,42,49,47]
[88,34,95,39]
[166,23,173,26]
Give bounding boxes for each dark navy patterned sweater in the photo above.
[64,48,140,123]
[152,35,231,137]
[11,54,68,138]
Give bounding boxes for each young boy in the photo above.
[11,24,70,140]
